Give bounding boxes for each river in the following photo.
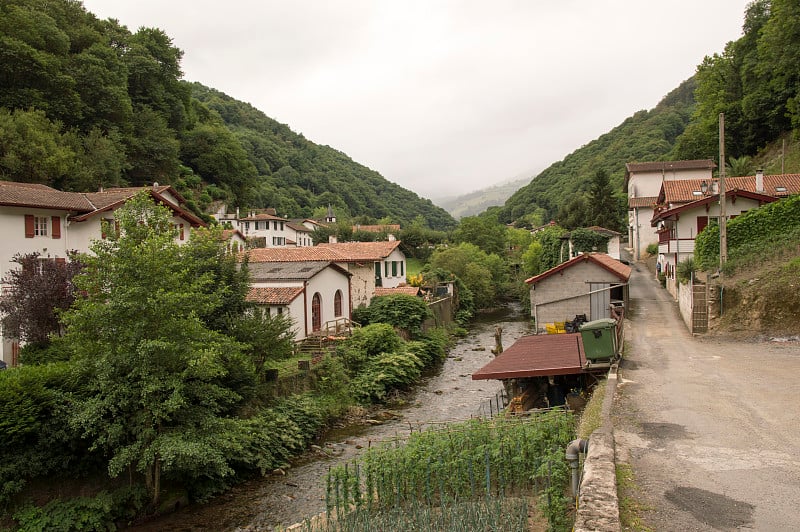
[129,304,532,531]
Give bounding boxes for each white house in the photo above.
[0,181,206,366]
[245,261,352,340]
[625,159,716,261]
[651,172,800,297]
[245,240,408,309]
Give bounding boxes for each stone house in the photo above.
[525,253,631,333]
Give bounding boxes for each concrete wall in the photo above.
[530,261,624,329]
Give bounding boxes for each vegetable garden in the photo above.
[298,410,575,531]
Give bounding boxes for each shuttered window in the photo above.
[51,216,61,239]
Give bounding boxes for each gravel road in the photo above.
[614,263,800,531]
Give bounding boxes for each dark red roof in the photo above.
[472,333,587,380]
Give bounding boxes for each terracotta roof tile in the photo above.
[525,253,631,285]
[660,174,800,204]
[374,286,420,297]
[246,286,304,305]
[247,241,402,263]
[472,333,587,380]
[0,181,94,211]
[628,196,658,208]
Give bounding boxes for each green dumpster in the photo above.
[579,318,617,361]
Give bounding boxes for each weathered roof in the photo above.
[651,190,778,225]
[353,224,401,233]
[0,181,205,226]
[0,181,94,211]
[657,174,800,205]
[625,159,716,174]
[472,333,587,380]
[246,286,304,305]
[286,221,312,233]
[248,261,350,281]
[247,240,402,263]
[374,286,420,297]
[628,196,658,209]
[240,213,287,222]
[584,226,622,236]
[525,253,631,285]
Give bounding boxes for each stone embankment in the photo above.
[573,364,621,532]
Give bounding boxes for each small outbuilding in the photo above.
[525,253,631,334]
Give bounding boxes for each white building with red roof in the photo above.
[245,240,407,308]
[625,159,716,260]
[245,261,352,340]
[650,171,800,296]
[0,181,206,366]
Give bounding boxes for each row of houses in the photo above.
[626,160,800,296]
[0,181,410,366]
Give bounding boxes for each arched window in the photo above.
[312,292,322,332]
[334,290,343,317]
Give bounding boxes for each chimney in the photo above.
[329,235,337,244]
[755,169,764,193]
[387,234,396,241]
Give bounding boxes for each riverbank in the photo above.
[125,305,532,531]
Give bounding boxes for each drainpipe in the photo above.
[565,439,589,498]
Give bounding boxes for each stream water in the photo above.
[129,304,531,531]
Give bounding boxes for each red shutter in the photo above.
[179,223,185,241]
[696,216,708,234]
[51,216,61,239]
[24,215,35,238]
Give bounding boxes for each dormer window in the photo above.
[776,186,787,193]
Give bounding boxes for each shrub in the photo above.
[363,295,432,338]
[350,350,424,404]
[645,243,659,256]
[676,257,696,285]
[338,324,403,374]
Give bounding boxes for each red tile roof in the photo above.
[525,253,631,285]
[0,181,94,211]
[240,213,287,221]
[374,286,420,297]
[247,241,402,263]
[246,286,304,305]
[659,174,800,204]
[472,333,587,380]
[651,190,778,225]
[628,196,658,209]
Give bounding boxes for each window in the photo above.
[311,293,322,332]
[334,290,343,317]
[273,220,278,230]
[34,216,47,236]
[391,261,397,277]
[384,261,389,277]
[280,222,284,230]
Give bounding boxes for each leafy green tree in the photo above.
[427,243,507,308]
[0,108,73,185]
[363,295,432,338]
[227,308,294,380]
[555,194,590,230]
[727,155,754,177]
[63,193,247,507]
[123,105,181,185]
[451,214,507,256]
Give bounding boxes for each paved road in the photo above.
[614,263,800,531]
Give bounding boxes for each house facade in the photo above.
[245,240,407,310]
[651,172,800,296]
[213,208,315,248]
[625,159,716,260]
[525,253,631,333]
[246,261,352,340]
[0,182,205,366]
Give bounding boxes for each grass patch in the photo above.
[405,257,424,278]
[616,463,653,532]
[576,380,606,439]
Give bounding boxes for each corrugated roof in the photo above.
[472,333,587,380]
[246,286,304,305]
[525,253,631,285]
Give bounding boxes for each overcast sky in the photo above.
[82,1,750,201]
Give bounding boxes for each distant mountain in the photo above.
[435,176,532,219]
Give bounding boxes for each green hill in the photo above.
[0,0,456,230]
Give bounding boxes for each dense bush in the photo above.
[362,295,432,338]
[337,324,403,374]
[349,350,424,404]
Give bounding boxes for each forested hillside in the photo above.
[499,0,800,231]
[0,0,455,230]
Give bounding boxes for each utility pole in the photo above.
[719,113,727,269]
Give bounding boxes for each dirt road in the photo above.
[614,264,800,531]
